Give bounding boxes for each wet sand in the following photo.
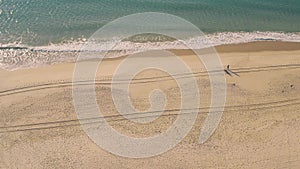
[0,41,300,168]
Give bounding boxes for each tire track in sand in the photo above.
[0,64,300,97]
[0,98,299,133]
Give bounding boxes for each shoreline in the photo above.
[215,41,300,53]
[170,41,300,56]
[1,41,300,71]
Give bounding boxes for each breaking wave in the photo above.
[1,31,300,70]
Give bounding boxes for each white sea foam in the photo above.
[32,31,300,51]
[1,31,300,70]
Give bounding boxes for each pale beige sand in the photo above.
[0,41,300,168]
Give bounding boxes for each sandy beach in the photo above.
[0,41,300,168]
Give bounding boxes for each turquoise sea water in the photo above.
[0,0,300,46]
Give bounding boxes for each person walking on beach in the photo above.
[224,65,232,76]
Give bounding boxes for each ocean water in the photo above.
[0,0,300,69]
[0,0,300,46]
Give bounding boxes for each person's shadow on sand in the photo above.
[224,65,240,77]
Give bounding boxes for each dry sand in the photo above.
[0,41,300,168]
